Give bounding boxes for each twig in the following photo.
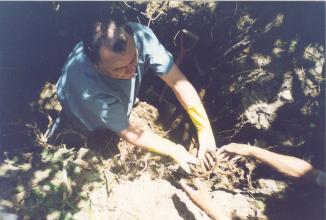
[230,68,261,78]
[305,50,321,60]
[103,170,116,196]
[204,38,251,75]
[146,1,168,27]
[210,21,218,40]
[173,30,182,47]
[234,1,238,16]
[215,128,236,134]
[147,10,165,27]
[122,1,147,16]
[223,39,250,57]
[136,160,148,175]
[193,56,205,76]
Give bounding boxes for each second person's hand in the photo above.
[220,143,253,157]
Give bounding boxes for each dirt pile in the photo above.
[0,97,269,219]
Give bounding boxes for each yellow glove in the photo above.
[186,103,216,159]
[146,144,198,174]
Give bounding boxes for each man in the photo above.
[180,143,325,219]
[46,16,217,174]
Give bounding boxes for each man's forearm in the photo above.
[119,124,198,174]
[119,124,177,156]
[161,64,202,109]
[169,74,202,110]
[161,64,216,158]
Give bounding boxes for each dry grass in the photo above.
[188,139,256,191]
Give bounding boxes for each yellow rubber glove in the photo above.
[146,144,198,174]
[186,103,216,159]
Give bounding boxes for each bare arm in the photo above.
[160,64,201,109]
[221,143,316,182]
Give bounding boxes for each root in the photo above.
[188,139,256,191]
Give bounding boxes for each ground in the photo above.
[0,102,274,219]
[0,1,325,220]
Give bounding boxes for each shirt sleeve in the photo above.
[142,26,174,76]
[70,94,129,134]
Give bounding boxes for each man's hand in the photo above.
[198,145,217,171]
[198,138,217,159]
[220,143,253,157]
[186,103,217,169]
[170,144,199,174]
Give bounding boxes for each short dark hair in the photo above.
[83,16,133,63]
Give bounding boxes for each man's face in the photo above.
[96,33,138,80]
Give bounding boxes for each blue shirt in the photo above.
[56,22,174,133]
